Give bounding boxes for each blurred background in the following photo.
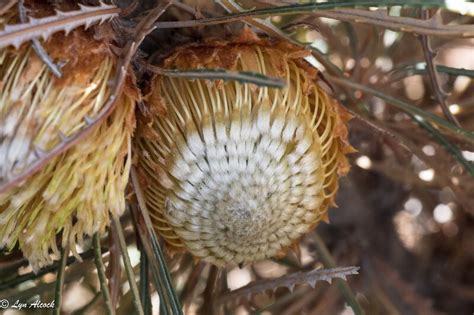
[1,1,473,314]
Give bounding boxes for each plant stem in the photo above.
[93,233,114,315]
[420,9,461,127]
[139,249,152,315]
[112,215,144,315]
[53,244,69,315]
[313,234,365,315]
[130,167,183,315]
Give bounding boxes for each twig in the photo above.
[53,244,69,315]
[313,235,365,315]
[112,215,144,315]
[420,9,461,127]
[93,233,114,315]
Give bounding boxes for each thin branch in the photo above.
[53,244,69,315]
[420,9,461,127]
[93,233,114,315]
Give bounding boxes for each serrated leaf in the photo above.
[218,266,359,305]
[0,2,120,49]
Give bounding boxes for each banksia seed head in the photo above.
[136,35,353,266]
[0,14,136,270]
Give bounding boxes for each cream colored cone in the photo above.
[136,37,353,266]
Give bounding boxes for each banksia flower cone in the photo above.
[136,34,353,266]
[0,14,136,270]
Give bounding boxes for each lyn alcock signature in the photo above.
[0,299,55,310]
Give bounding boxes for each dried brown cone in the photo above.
[136,32,354,266]
[0,10,136,270]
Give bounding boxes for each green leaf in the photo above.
[130,168,183,315]
[148,66,286,88]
